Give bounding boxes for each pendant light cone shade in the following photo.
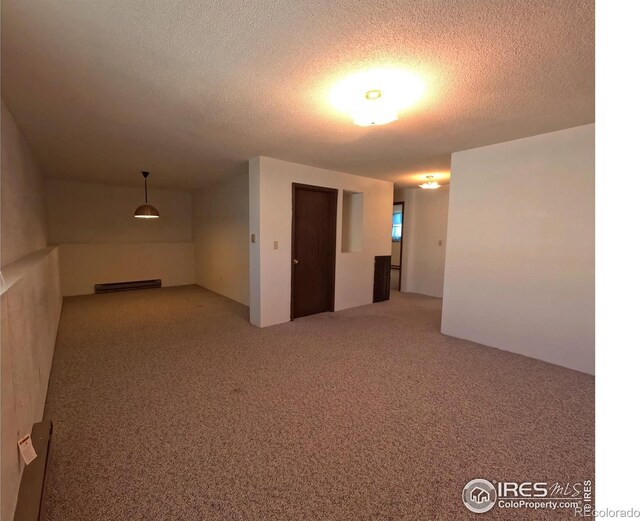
[134,171,160,219]
[134,204,160,218]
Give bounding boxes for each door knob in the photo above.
[293,258,299,264]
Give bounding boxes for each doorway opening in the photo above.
[290,183,338,319]
[391,201,404,291]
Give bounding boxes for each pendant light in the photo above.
[134,171,160,219]
[419,175,441,190]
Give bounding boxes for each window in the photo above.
[392,207,403,242]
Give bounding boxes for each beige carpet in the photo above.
[41,286,594,520]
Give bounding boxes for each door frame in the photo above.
[290,183,338,320]
[392,201,405,291]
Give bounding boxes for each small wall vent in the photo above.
[94,279,161,294]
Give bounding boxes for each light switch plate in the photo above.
[273,241,279,250]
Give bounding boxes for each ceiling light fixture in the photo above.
[351,95,399,127]
[329,68,425,127]
[134,171,160,219]
[419,176,441,189]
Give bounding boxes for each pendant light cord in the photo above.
[142,171,150,203]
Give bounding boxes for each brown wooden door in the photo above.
[291,183,338,319]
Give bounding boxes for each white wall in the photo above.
[1,102,62,521]
[250,156,393,327]
[442,124,595,374]
[193,173,250,306]
[46,179,195,296]
[395,186,450,298]
[249,158,261,323]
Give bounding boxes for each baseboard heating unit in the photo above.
[94,279,162,294]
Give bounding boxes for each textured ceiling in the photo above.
[1,0,594,190]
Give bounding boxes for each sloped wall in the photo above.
[1,102,62,521]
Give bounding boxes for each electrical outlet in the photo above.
[250,234,256,243]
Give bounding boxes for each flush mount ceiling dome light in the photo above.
[330,68,425,127]
[419,175,441,189]
[134,171,160,219]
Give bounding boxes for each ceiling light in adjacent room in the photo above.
[330,68,425,126]
[419,176,440,189]
[134,171,160,219]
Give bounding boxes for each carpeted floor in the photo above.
[41,285,594,520]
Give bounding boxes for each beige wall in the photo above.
[395,186,450,298]
[249,156,393,327]
[193,174,250,306]
[47,179,192,244]
[341,191,363,253]
[46,179,195,296]
[391,241,401,266]
[1,102,48,266]
[1,103,62,521]
[57,243,195,296]
[442,124,595,374]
